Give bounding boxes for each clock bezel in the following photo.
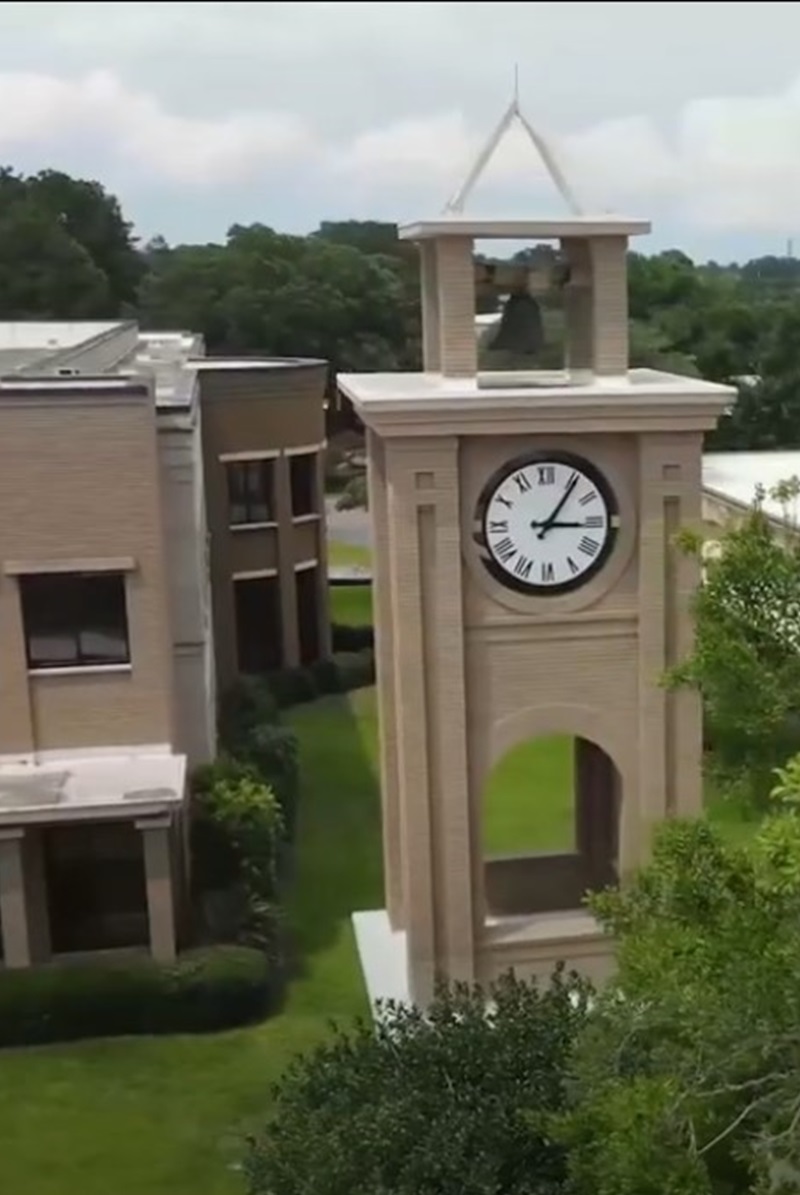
[475,449,619,596]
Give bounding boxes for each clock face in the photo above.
[476,452,618,595]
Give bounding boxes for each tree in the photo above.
[668,501,800,806]
[244,969,590,1195]
[563,809,800,1195]
[0,166,142,317]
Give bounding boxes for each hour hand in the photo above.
[530,520,584,529]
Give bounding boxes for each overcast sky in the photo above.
[2,1,800,260]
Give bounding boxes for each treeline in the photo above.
[4,166,800,449]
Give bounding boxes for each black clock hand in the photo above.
[537,475,579,540]
[530,521,588,529]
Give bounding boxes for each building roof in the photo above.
[703,451,800,524]
[0,749,186,826]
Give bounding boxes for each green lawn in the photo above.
[0,690,381,1195]
[327,539,372,570]
[0,687,747,1194]
[330,583,373,626]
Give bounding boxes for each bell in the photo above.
[489,289,544,356]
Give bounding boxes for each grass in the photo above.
[0,686,750,1194]
[327,539,372,570]
[330,583,373,627]
[0,689,381,1195]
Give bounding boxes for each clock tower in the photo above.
[338,107,735,1008]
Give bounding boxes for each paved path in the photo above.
[325,497,372,549]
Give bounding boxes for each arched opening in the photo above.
[483,734,620,918]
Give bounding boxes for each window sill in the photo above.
[229,522,278,533]
[292,513,320,524]
[28,663,133,679]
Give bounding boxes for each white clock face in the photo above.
[478,454,617,595]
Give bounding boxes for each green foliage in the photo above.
[335,472,368,510]
[244,968,591,1195]
[218,674,280,757]
[668,504,800,805]
[564,815,800,1195]
[330,621,374,652]
[0,945,275,1047]
[266,650,376,708]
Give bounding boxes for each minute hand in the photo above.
[537,476,579,539]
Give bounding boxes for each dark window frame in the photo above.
[289,453,317,519]
[20,571,130,671]
[227,459,275,527]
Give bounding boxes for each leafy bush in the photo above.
[244,968,590,1195]
[0,945,275,1047]
[335,472,368,510]
[267,665,319,709]
[332,648,375,691]
[307,655,342,694]
[241,722,300,840]
[191,770,283,953]
[331,622,374,652]
[219,675,280,755]
[668,505,800,807]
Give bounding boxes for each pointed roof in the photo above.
[442,86,583,217]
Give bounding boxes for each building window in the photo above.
[234,576,282,674]
[20,572,130,671]
[290,453,316,518]
[227,460,274,526]
[296,566,320,664]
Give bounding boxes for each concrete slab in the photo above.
[352,908,411,1011]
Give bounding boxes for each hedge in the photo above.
[267,648,375,709]
[0,945,277,1047]
[331,623,374,653]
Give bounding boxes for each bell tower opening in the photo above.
[483,734,620,920]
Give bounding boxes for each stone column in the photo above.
[24,828,51,964]
[590,237,629,377]
[367,431,404,928]
[274,452,300,667]
[136,815,177,962]
[0,828,31,968]
[385,437,475,1004]
[419,242,441,371]
[314,450,332,659]
[435,237,477,378]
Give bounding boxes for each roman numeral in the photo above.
[489,519,508,534]
[494,537,517,564]
[514,555,533,580]
[584,515,603,528]
[496,495,513,509]
[513,472,532,493]
[578,536,599,557]
[567,471,580,488]
[541,561,555,583]
[578,491,597,506]
[537,465,555,485]
[567,556,579,575]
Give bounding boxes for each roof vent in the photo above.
[56,367,81,377]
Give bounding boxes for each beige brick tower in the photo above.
[340,121,735,1008]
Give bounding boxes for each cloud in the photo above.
[0,69,315,185]
[3,60,800,235]
[335,80,800,234]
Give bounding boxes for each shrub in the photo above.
[0,945,276,1048]
[241,722,300,841]
[331,622,374,653]
[219,675,280,754]
[308,655,342,695]
[244,968,590,1195]
[332,648,375,691]
[267,665,319,709]
[335,472,368,510]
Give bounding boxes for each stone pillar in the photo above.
[419,242,441,371]
[136,815,177,962]
[0,828,31,968]
[274,452,300,667]
[367,432,404,928]
[636,434,705,871]
[24,828,51,963]
[314,450,332,660]
[590,237,629,377]
[0,577,34,756]
[385,437,475,1003]
[435,237,477,378]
